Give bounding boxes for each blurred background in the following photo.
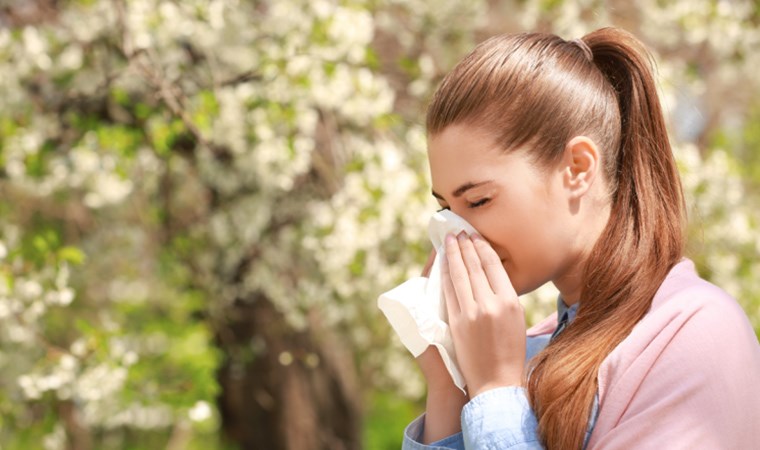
[0,0,757,449]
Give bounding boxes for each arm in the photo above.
[402,385,544,450]
[417,347,468,443]
[462,387,542,450]
[403,388,545,450]
[401,346,467,450]
[443,232,541,449]
[403,236,543,449]
[404,336,555,449]
[413,251,468,445]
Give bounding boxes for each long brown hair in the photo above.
[426,28,686,448]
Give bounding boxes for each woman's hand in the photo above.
[415,248,468,443]
[416,249,456,389]
[442,232,526,399]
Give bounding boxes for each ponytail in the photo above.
[424,27,686,448]
[526,28,686,449]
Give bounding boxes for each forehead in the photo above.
[428,124,507,183]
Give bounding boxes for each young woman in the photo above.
[401,27,760,449]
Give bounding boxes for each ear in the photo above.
[562,136,600,199]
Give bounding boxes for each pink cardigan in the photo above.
[527,258,760,448]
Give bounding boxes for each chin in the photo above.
[515,280,546,297]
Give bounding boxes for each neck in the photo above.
[554,270,583,306]
[554,195,611,306]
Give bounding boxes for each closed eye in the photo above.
[468,198,490,209]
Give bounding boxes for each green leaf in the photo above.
[58,246,85,265]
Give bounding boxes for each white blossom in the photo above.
[189,400,213,422]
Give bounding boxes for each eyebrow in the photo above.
[431,180,494,200]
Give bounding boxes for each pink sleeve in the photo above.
[589,283,760,448]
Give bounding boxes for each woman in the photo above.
[401,27,760,449]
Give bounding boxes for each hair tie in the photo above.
[571,38,593,62]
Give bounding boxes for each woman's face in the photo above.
[428,124,584,296]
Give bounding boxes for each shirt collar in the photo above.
[557,296,579,324]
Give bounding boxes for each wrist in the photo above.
[426,376,463,395]
[416,346,451,384]
[468,378,523,399]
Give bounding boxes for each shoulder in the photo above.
[600,259,759,382]
[648,257,738,315]
[591,259,760,446]
[644,258,755,348]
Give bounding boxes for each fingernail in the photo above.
[472,233,482,241]
[457,231,467,241]
[445,233,456,244]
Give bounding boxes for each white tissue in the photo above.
[377,209,477,392]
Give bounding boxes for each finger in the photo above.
[421,248,436,277]
[457,233,493,301]
[471,233,517,298]
[445,232,476,311]
[440,249,460,317]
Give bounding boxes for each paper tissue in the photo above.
[377,209,477,392]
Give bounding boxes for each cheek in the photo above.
[458,210,490,234]
[465,212,509,247]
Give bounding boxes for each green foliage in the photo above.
[364,391,423,450]
[0,0,757,448]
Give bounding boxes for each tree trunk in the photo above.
[215,292,362,450]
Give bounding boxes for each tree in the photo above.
[0,0,757,449]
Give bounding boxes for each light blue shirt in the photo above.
[402,299,599,450]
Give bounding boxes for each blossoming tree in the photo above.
[0,0,757,449]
